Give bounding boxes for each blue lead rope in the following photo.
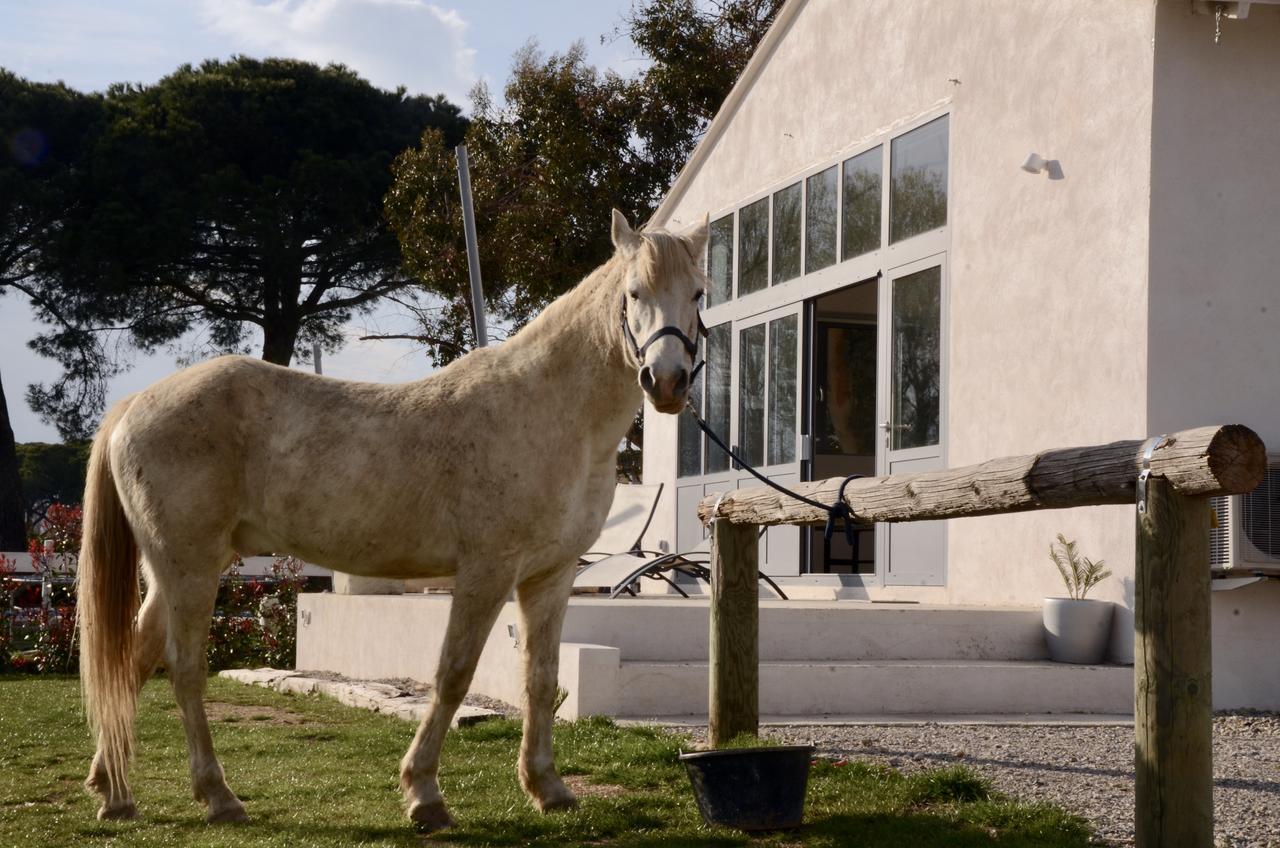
[686,402,866,547]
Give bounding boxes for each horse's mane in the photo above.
[502,229,698,366]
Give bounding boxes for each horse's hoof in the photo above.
[533,785,579,814]
[537,794,579,813]
[97,801,138,821]
[206,803,249,824]
[408,800,455,832]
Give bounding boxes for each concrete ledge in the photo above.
[331,573,404,595]
[217,668,499,727]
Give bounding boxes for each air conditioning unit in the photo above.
[1210,453,1280,575]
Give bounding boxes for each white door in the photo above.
[732,302,805,575]
[876,257,947,585]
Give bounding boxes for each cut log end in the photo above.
[1205,424,1267,496]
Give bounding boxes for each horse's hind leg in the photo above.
[400,572,512,831]
[86,570,169,818]
[159,565,248,824]
[514,565,577,812]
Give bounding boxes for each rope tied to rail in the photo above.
[687,401,866,546]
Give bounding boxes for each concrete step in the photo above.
[561,598,1049,662]
[617,659,1133,718]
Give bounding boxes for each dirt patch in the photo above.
[563,774,629,799]
[202,701,314,726]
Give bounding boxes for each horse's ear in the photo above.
[683,213,710,258]
[611,208,642,254]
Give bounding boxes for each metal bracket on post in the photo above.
[1136,435,1170,515]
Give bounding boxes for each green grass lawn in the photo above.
[0,675,1093,847]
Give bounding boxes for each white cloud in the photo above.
[198,0,477,102]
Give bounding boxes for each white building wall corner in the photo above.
[1147,1,1280,708]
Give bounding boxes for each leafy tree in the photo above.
[0,71,111,543]
[387,44,656,362]
[624,0,786,188]
[386,1,785,367]
[15,441,91,520]
[81,57,467,366]
[0,377,25,550]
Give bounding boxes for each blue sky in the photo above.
[0,0,642,442]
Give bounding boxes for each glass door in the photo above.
[876,257,947,585]
[732,302,805,575]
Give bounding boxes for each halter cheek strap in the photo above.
[620,294,708,381]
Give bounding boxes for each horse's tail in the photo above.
[78,397,141,799]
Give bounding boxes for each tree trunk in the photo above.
[0,371,28,550]
[261,321,299,366]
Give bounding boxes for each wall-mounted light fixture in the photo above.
[1021,153,1049,174]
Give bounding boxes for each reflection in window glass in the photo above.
[815,321,877,456]
[772,183,801,285]
[806,167,837,274]
[767,315,797,465]
[738,323,766,466]
[707,214,734,307]
[891,266,942,450]
[738,197,769,296]
[842,147,881,261]
[676,335,703,478]
[705,323,732,473]
[890,116,948,244]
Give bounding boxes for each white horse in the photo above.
[77,210,708,829]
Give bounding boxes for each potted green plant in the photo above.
[1043,534,1114,664]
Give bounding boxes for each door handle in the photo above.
[731,444,742,471]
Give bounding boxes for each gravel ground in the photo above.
[672,714,1280,847]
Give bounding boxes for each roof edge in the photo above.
[647,0,811,228]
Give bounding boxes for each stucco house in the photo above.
[300,0,1280,717]
[639,0,1280,706]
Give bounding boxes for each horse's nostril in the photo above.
[639,366,655,393]
[674,369,689,394]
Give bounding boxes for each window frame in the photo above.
[682,107,952,481]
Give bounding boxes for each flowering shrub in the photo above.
[206,557,306,672]
[28,503,82,576]
[0,555,16,673]
[1,500,308,675]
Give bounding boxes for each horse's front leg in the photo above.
[514,564,578,812]
[400,572,511,831]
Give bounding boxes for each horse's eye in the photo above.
[628,290,640,300]
[693,290,704,303]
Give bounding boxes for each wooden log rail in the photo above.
[699,424,1266,848]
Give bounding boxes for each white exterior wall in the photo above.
[646,0,1156,620]
[1147,4,1280,451]
[1146,5,1280,696]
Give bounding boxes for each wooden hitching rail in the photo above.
[698,424,1266,848]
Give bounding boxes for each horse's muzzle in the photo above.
[640,365,690,414]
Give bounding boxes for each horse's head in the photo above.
[611,209,709,415]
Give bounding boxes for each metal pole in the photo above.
[455,145,488,348]
[312,341,323,375]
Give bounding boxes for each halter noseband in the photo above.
[620,294,709,383]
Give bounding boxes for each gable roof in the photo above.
[648,0,810,228]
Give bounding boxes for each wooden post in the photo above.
[708,519,759,747]
[1135,477,1213,848]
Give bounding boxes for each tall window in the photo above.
[677,323,731,477]
[890,116,948,244]
[738,197,769,296]
[805,166,838,274]
[707,214,734,307]
[771,182,801,285]
[842,146,882,260]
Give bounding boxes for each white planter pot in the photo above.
[1043,598,1113,664]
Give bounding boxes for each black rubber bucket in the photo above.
[678,745,814,831]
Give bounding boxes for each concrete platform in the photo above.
[297,592,1140,720]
